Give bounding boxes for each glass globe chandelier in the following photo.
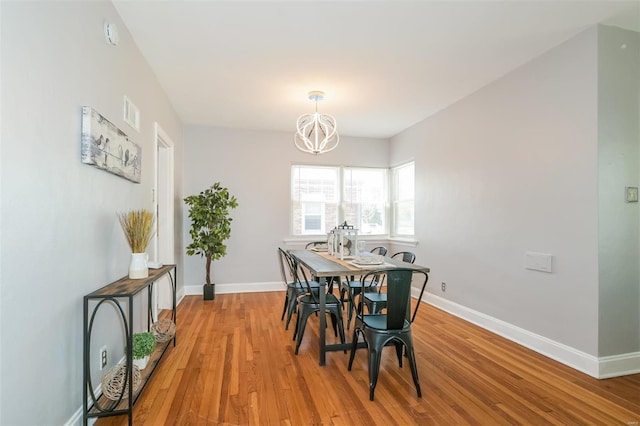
[294,91,339,155]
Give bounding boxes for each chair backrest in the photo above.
[359,268,429,328]
[284,250,318,301]
[370,246,388,256]
[277,247,292,285]
[392,251,416,264]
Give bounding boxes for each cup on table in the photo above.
[357,240,366,255]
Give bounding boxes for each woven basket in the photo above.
[101,364,141,401]
[151,318,176,343]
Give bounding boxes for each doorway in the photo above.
[153,123,175,318]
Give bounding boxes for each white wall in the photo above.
[0,2,183,424]
[597,25,640,357]
[390,28,601,355]
[182,126,388,290]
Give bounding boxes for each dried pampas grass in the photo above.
[118,209,155,253]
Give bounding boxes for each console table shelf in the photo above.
[83,264,177,426]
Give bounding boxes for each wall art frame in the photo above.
[81,106,141,183]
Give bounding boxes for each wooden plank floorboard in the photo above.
[96,292,640,425]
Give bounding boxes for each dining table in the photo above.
[287,249,430,366]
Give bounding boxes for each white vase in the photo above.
[133,355,149,370]
[129,253,148,279]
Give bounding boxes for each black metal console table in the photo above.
[83,264,177,426]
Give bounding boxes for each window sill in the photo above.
[388,237,419,247]
[283,236,418,248]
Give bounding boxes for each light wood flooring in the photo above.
[96,292,640,425]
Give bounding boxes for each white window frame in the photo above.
[291,164,391,237]
[390,161,415,237]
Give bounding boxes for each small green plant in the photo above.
[132,332,156,360]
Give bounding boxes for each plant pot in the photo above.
[203,284,215,300]
[133,355,149,370]
[129,253,149,279]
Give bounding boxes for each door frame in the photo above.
[152,122,175,317]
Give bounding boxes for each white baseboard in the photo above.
[184,281,284,296]
[598,352,640,378]
[417,290,640,379]
[65,387,100,426]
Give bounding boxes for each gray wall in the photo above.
[598,25,640,357]
[390,28,601,355]
[0,2,183,424]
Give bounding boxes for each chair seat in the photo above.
[363,293,386,303]
[340,278,380,329]
[294,292,345,354]
[287,280,320,289]
[344,280,376,289]
[285,280,322,329]
[363,292,387,314]
[361,314,409,331]
[298,293,341,305]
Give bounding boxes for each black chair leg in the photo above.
[281,293,289,320]
[394,342,404,368]
[329,312,338,337]
[285,298,296,330]
[368,345,383,401]
[406,345,422,398]
[285,290,299,330]
[292,308,300,341]
[333,309,346,352]
[346,293,354,330]
[295,308,313,354]
[347,328,361,370]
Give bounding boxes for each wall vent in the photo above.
[123,96,140,132]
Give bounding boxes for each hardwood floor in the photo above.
[96,292,640,425]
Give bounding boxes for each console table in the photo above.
[82,264,177,426]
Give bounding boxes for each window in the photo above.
[302,201,324,234]
[291,166,339,235]
[291,165,388,236]
[391,162,415,236]
[343,167,387,235]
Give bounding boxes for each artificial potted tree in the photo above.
[184,182,238,300]
[132,331,156,370]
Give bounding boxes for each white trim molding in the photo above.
[185,281,284,296]
[598,352,640,378]
[416,290,640,379]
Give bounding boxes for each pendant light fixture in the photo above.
[294,91,339,155]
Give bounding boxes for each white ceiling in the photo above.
[113,1,640,139]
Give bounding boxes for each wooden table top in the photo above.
[288,249,429,279]
[86,264,176,298]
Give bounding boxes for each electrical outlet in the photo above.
[441,282,446,292]
[100,346,107,370]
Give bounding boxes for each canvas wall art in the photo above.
[81,106,141,183]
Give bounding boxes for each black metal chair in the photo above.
[348,268,429,401]
[363,251,416,315]
[288,251,346,355]
[278,248,320,330]
[339,246,388,328]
